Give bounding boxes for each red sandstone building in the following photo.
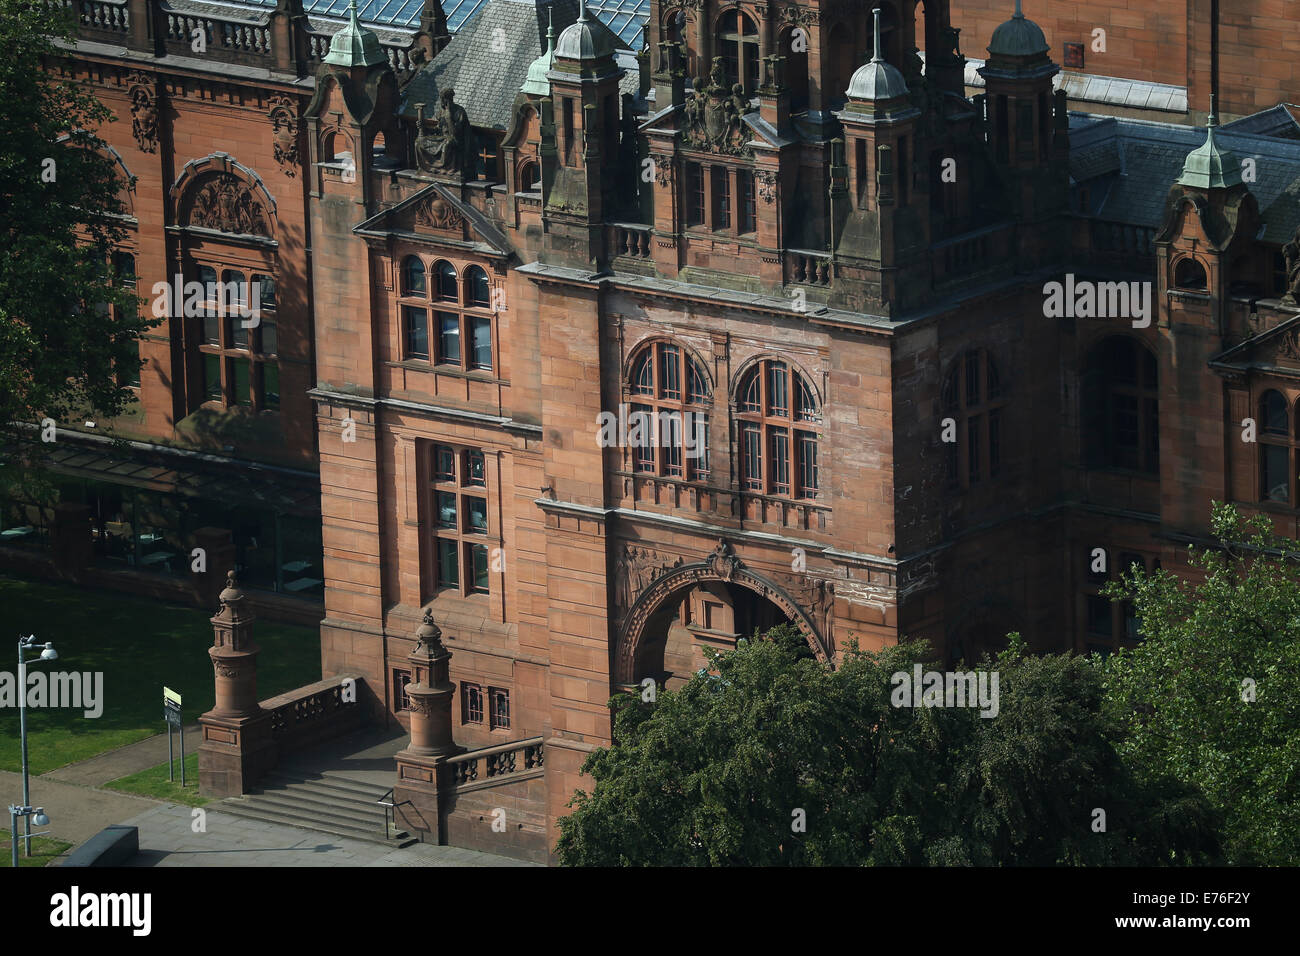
[17,0,1300,861]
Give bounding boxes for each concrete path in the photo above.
[42,725,202,787]
[0,769,159,848]
[117,804,539,867]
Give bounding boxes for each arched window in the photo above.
[1082,337,1159,474]
[1259,389,1291,504]
[399,258,497,372]
[779,27,810,113]
[627,341,711,480]
[941,350,1006,488]
[518,160,539,192]
[736,360,820,499]
[717,10,759,95]
[402,256,426,296]
[435,260,458,301]
[1174,257,1208,291]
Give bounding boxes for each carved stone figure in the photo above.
[682,57,751,156]
[188,173,270,237]
[1282,225,1300,306]
[268,97,300,175]
[415,89,471,179]
[127,74,158,154]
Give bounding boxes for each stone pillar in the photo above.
[198,573,276,797]
[393,611,464,841]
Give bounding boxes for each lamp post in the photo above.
[8,805,49,868]
[16,636,57,857]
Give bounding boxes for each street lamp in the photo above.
[16,636,56,857]
[8,805,50,868]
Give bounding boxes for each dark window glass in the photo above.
[434,445,455,482]
[203,312,220,345]
[687,358,709,403]
[256,274,277,312]
[394,670,412,710]
[437,312,461,365]
[463,683,483,723]
[770,428,790,494]
[113,252,136,287]
[436,261,458,301]
[204,354,222,402]
[712,166,730,229]
[632,351,654,395]
[798,434,818,495]
[470,544,489,592]
[489,687,510,730]
[260,318,277,356]
[633,404,655,471]
[404,306,429,359]
[740,371,760,411]
[233,358,251,406]
[1261,443,1290,503]
[1261,391,1288,435]
[466,266,490,307]
[742,424,762,489]
[686,163,705,226]
[436,492,457,529]
[470,315,492,370]
[438,537,459,588]
[403,256,426,296]
[466,450,485,485]
[661,344,681,400]
[467,498,488,534]
[227,313,249,350]
[1086,594,1113,637]
[739,171,755,234]
[263,363,280,411]
[767,363,788,416]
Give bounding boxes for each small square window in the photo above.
[462,682,483,724]
[466,450,485,486]
[436,492,457,529]
[466,498,488,534]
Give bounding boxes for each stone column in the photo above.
[394,611,464,842]
[198,573,276,797]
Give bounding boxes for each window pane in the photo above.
[262,363,280,410]
[771,428,790,494]
[632,351,654,395]
[743,424,762,489]
[260,318,278,356]
[204,354,222,402]
[1261,391,1288,435]
[437,537,459,588]
[467,497,488,534]
[233,358,251,406]
[228,314,249,350]
[768,363,788,417]
[1261,444,1290,503]
[466,450,485,485]
[203,313,220,345]
[632,404,655,471]
[437,262,458,301]
[403,256,426,296]
[113,252,136,288]
[968,414,981,483]
[687,358,709,403]
[256,274,277,312]
[466,266,490,307]
[795,374,817,421]
[664,412,683,476]
[490,688,510,729]
[434,445,455,482]
[661,344,681,399]
[404,306,428,359]
[471,544,489,592]
[798,434,818,496]
[740,371,760,412]
[438,312,461,365]
[436,491,457,528]
[471,315,492,370]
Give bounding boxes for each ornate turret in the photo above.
[323,0,387,69]
[846,8,910,106]
[522,6,557,96]
[1178,96,1243,190]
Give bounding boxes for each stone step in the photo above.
[263,768,386,800]
[244,789,388,829]
[220,796,416,848]
[259,774,390,812]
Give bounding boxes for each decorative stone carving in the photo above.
[1280,327,1300,361]
[213,660,243,679]
[414,192,464,231]
[706,538,740,581]
[654,155,675,188]
[617,544,684,614]
[756,169,777,203]
[1282,225,1300,306]
[414,90,472,180]
[267,96,300,175]
[126,72,158,154]
[776,3,817,26]
[682,57,753,157]
[188,173,270,236]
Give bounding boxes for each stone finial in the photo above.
[219,570,243,606]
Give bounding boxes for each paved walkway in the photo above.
[42,725,202,787]
[0,769,159,848]
[117,804,539,867]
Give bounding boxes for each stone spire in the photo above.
[846,7,909,102]
[324,0,388,68]
[1178,94,1244,190]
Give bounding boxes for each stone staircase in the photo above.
[220,767,417,848]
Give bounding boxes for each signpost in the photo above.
[163,687,184,786]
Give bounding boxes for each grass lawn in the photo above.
[0,829,73,867]
[106,752,208,807]
[0,573,321,774]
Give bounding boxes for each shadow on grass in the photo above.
[0,572,321,774]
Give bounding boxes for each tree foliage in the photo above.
[556,626,1219,866]
[0,0,153,432]
[1103,502,1300,865]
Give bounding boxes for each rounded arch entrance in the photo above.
[615,542,832,686]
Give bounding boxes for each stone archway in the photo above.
[614,540,832,685]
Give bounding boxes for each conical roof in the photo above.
[847,7,909,102]
[324,0,388,68]
[988,0,1049,58]
[522,7,557,95]
[1178,96,1244,189]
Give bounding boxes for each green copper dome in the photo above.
[987,1,1049,58]
[324,0,388,69]
[522,8,556,95]
[1178,98,1244,190]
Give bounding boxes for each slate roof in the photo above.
[399,0,632,131]
[1069,110,1300,244]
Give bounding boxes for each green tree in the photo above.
[556,626,1218,866]
[0,0,152,433]
[1103,502,1300,865]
